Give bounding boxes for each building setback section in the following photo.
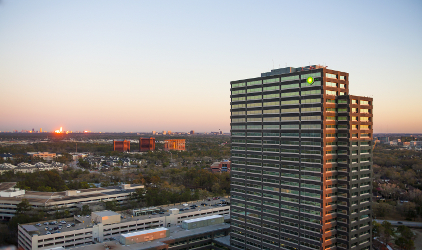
[182,215,224,230]
[119,227,169,245]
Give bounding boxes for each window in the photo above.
[325,90,337,96]
[281,108,299,113]
[360,117,370,121]
[340,75,346,80]
[247,80,261,86]
[263,117,279,122]
[247,110,261,115]
[263,86,279,91]
[360,100,369,105]
[232,104,246,109]
[232,111,245,116]
[232,82,246,88]
[263,125,279,129]
[281,124,299,129]
[247,87,261,93]
[232,125,245,130]
[247,103,261,108]
[280,75,299,82]
[232,118,245,123]
[281,116,299,121]
[232,97,246,102]
[302,90,321,95]
[326,73,337,79]
[231,90,246,95]
[281,83,299,89]
[263,101,280,106]
[302,107,321,112]
[263,109,279,114]
[281,91,299,97]
[326,82,337,87]
[281,99,300,105]
[247,95,262,100]
[302,98,321,104]
[247,118,261,122]
[263,78,279,84]
[263,93,278,99]
[302,116,321,120]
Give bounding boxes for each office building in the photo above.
[230,65,373,250]
[0,183,143,221]
[164,139,186,151]
[210,160,232,173]
[27,152,57,162]
[18,200,230,250]
[113,140,130,152]
[139,137,155,152]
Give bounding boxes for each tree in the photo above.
[81,205,91,215]
[395,237,414,250]
[16,199,31,215]
[372,221,382,238]
[104,200,118,211]
[381,221,394,246]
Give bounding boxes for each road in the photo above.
[374,219,422,228]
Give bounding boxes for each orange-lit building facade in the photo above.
[164,139,186,151]
[139,138,155,152]
[113,140,130,152]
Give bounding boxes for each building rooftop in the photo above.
[93,211,120,217]
[214,235,231,247]
[22,198,230,235]
[74,223,230,250]
[0,182,16,191]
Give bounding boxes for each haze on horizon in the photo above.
[0,1,421,133]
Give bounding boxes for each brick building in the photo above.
[164,139,186,151]
[139,137,155,152]
[113,140,130,152]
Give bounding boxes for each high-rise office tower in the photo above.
[230,65,373,250]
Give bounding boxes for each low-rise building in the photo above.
[18,200,230,250]
[164,139,185,151]
[210,160,231,173]
[0,184,144,220]
[27,152,57,161]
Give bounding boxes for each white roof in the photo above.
[183,215,223,223]
[121,227,168,238]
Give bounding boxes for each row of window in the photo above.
[231,73,322,89]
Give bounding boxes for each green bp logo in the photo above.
[307,76,314,85]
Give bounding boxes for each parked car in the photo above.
[35,223,41,227]
[43,222,49,225]
[151,213,157,215]
[61,221,66,224]
[86,215,90,218]
[71,223,75,227]
[67,224,71,228]
[182,203,188,206]
[159,212,164,214]
[46,231,51,235]
[179,208,184,211]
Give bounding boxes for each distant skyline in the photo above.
[1,1,421,133]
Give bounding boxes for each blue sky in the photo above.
[0,0,421,133]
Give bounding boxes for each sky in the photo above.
[0,1,421,133]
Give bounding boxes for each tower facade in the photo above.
[230,66,373,250]
[140,137,155,152]
[113,140,130,152]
